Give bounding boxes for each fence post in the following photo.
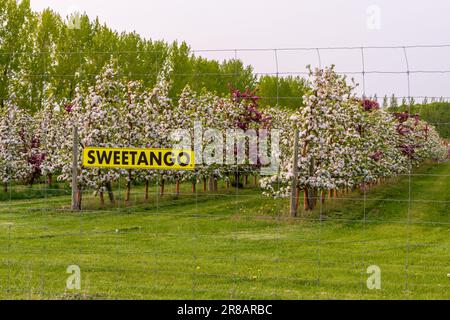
[290,128,299,217]
[71,126,79,211]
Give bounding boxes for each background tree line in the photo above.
[0,0,304,112]
[1,0,447,134]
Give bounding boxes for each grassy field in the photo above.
[0,162,449,300]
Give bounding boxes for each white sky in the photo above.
[30,0,450,100]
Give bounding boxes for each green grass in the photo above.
[0,162,449,300]
[0,183,70,201]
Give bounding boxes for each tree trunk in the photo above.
[191,181,196,193]
[253,175,258,187]
[160,179,165,196]
[244,175,248,185]
[304,187,316,211]
[295,186,300,212]
[310,189,316,209]
[303,188,308,210]
[47,173,52,186]
[360,183,365,194]
[99,191,105,206]
[234,172,240,187]
[106,182,115,204]
[321,190,325,204]
[208,176,214,192]
[145,180,149,200]
[203,178,207,192]
[213,179,218,192]
[175,180,180,195]
[3,183,7,193]
[125,171,132,203]
[125,181,131,203]
[76,187,82,210]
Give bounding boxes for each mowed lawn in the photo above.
[0,162,449,300]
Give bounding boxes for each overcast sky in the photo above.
[30,0,450,100]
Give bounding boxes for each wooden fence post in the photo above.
[71,126,80,211]
[290,128,299,217]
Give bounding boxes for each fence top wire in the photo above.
[2,43,450,55]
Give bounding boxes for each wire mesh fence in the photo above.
[0,45,449,300]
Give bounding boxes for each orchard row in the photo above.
[0,60,447,209]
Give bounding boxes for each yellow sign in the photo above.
[82,147,195,170]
